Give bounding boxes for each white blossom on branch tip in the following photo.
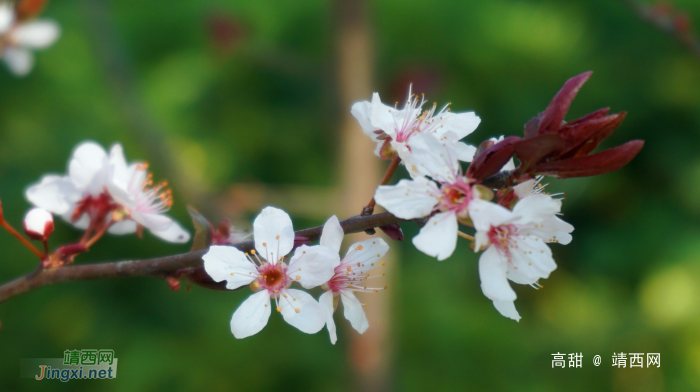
[203,207,340,339]
[317,216,389,344]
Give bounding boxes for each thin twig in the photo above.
[362,155,401,216]
[0,212,405,304]
[0,221,44,260]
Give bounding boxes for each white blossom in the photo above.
[468,192,573,321]
[351,87,479,174]
[203,207,340,339]
[25,141,189,243]
[316,216,389,344]
[374,133,478,260]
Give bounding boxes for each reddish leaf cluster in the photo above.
[469,72,644,184]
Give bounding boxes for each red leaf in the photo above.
[538,71,592,134]
[523,115,541,139]
[571,112,627,158]
[558,113,623,157]
[513,133,563,172]
[534,140,644,178]
[468,136,521,181]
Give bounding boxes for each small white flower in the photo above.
[0,3,60,76]
[316,216,389,344]
[25,141,189,243]
[374,133,476,260]
[203,207,340,339]
[468,192,573,321]
[26,141,132,234]
[351,87,479,172]
[23,207,53,241]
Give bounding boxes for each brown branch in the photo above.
[0,212,404,304]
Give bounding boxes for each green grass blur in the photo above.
[1,0,699,391]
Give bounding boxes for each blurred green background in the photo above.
[1,0,699,390]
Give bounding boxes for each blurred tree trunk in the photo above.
[334,0,395,390]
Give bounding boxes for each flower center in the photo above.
[71,192,117,226]
[326,244,387,294]
[437,179,472,213]
[488,224,517,255]
[257,262,288,292]
[393,88,451,143]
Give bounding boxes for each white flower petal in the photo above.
[433,111,481,140]
[3,46,33,76]
[25,175,81,214]
[68,141,109,195]
[148,219,191,243]
[203,245,258,290]
[230,290,271,339]
[512,194,561,226]
[289,245,340,289]
[351,100,381,140]
[469,199,513,232]
[13,20,60,49]
[320,215,344,254]
[513,179,537,199]
[343,237,390,275]
[478,246,516,301]
[319,290,337,345]
[280,288,326,334]
[341,290,369,334]
[492,299,521,322]
[406,133,460,183]
[374,177,439,220]
[108,220,137,235]
[369,92,400,138]
[506,236,555,284]
[253,207,294,262]
[106,144,131,189]
[412,211,458,261]
[131,211,173,232]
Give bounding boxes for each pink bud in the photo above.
[379,223,404,241]
[23,208,54,242]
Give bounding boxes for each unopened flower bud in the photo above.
[379,223,404,241]
[23,208,54,241]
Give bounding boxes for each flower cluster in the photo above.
[17,141,190,267]
[357,72,642,321]
[203,208,389,343]
[0,1,59,76]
